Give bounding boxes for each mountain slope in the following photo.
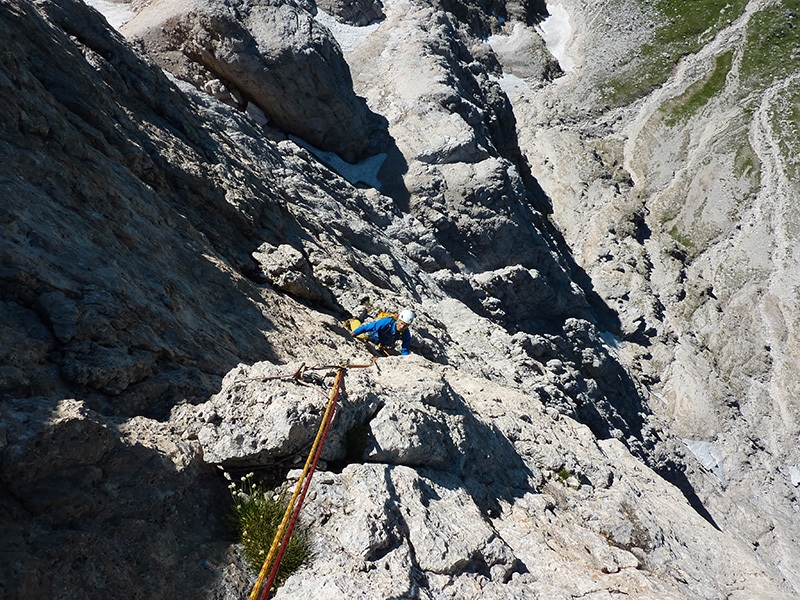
[513,0,800,591]
[0,0,798,598]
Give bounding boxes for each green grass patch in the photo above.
[556,467,574,482]
[740,2,800,90]
[787,92,800,182]
[606,0,747,105]
[668,224,697,251]
[664,50,734,125]
[228,473,313,583]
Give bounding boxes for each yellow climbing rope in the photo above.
[249,356,377,600]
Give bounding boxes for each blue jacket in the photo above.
[352,317,411,355]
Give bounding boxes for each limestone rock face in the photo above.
[122,0,375,161]
[509,0,800,592]
[252,242,336,305]
[3,0,800,598]
[183,359,789,599]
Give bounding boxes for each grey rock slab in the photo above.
[123,0,374,161]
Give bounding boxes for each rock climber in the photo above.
[349,309,416,355]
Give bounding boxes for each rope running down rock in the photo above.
[249,356,378,600]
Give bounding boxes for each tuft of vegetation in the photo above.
[668,224,697,252]
[664,50,734,126]
[228,473,313,584]
[554,466,583,489]
[555,466,578,485]
[555,467,573,481]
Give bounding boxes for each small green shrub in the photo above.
[228,473,313,583]
[556,467,574,482]
[555,466,582,489]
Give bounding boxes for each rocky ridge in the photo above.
[1,0,798,598]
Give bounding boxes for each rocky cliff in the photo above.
[1,0,798,598]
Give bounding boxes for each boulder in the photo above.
[252,241,335,304]
[123,0,374,161]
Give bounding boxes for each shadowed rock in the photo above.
[317,0,385,26]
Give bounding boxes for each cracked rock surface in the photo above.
[2,0,800,598]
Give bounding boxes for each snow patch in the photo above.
[536,3,574,74]
[491,73,531,100]
[314,10,382,54]
[599,330,622,353]
[291,136,387,189]
[684,439,726,487]
[790,464,800,487]
[83,0,134,30]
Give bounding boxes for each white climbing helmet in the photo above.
[399,309,416,325]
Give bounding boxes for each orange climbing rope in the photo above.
[248,357,377,600]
